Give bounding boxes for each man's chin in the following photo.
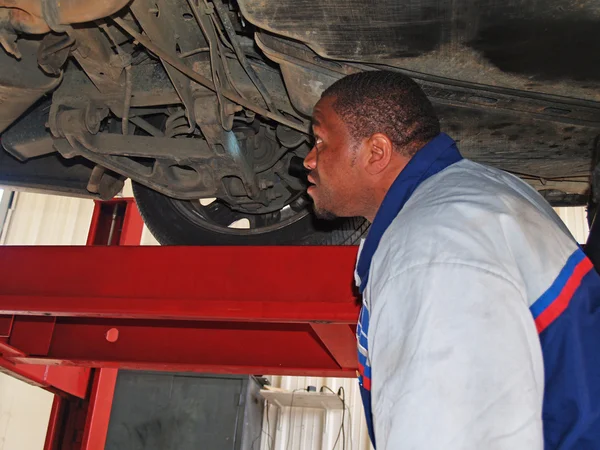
[307,189,338,220]
[313,205,338,221]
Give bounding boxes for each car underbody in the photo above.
[0,0,598,243]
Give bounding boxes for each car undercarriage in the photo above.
[0,0,598,244]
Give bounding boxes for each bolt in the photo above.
[259,179,274,190]
[85,106,108,134]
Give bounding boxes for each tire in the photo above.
[133,182,370,245]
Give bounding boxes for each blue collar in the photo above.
[356,133,463,293]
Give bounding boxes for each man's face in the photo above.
[304,96,363,219]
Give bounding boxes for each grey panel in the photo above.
[106,372,264,450]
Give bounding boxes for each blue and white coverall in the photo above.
[355,133,600,449]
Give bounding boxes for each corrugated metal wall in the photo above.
[1,191,94,245]
[0,191,591,450]
[554,207,590,243]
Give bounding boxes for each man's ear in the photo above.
[364,133,394,175]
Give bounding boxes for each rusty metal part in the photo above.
[68,27,124,92]
[37,32,75,75]
[0,0,131,33]
[50,104,288,207]
[113,17,310,134]
[53,134,222,200]
[51,107,248,200]
[0,39,62,133]
[0,7,49,34]
[48,60,181,132]
[86,165,125,200]
[129,116,164,137]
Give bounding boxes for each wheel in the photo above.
[133,181,370,245]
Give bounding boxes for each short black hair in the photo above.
[321,70,440,156]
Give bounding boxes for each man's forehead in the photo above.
[312,96,337,129]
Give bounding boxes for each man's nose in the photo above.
[304,146,317,170]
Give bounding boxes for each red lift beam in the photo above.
[0,245,360,376]
[0,199,360,379]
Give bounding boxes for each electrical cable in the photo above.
[344,398,353,450]
[266,400,274,450]
[322,386,348,450]
[252,399,274,450]
[285,388,304,450]
[340,387,346,450]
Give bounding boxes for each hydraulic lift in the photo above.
[0,198,360,449]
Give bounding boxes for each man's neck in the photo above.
[363,141,432,221]
[364,167,405,222]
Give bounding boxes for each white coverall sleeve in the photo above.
[368,263,544,450]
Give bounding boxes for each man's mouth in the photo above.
[306,175,317,196]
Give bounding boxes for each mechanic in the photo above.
[303,70,600,449]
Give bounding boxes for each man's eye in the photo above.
[315,137,323,146]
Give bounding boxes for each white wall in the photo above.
[0,375,54,450]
